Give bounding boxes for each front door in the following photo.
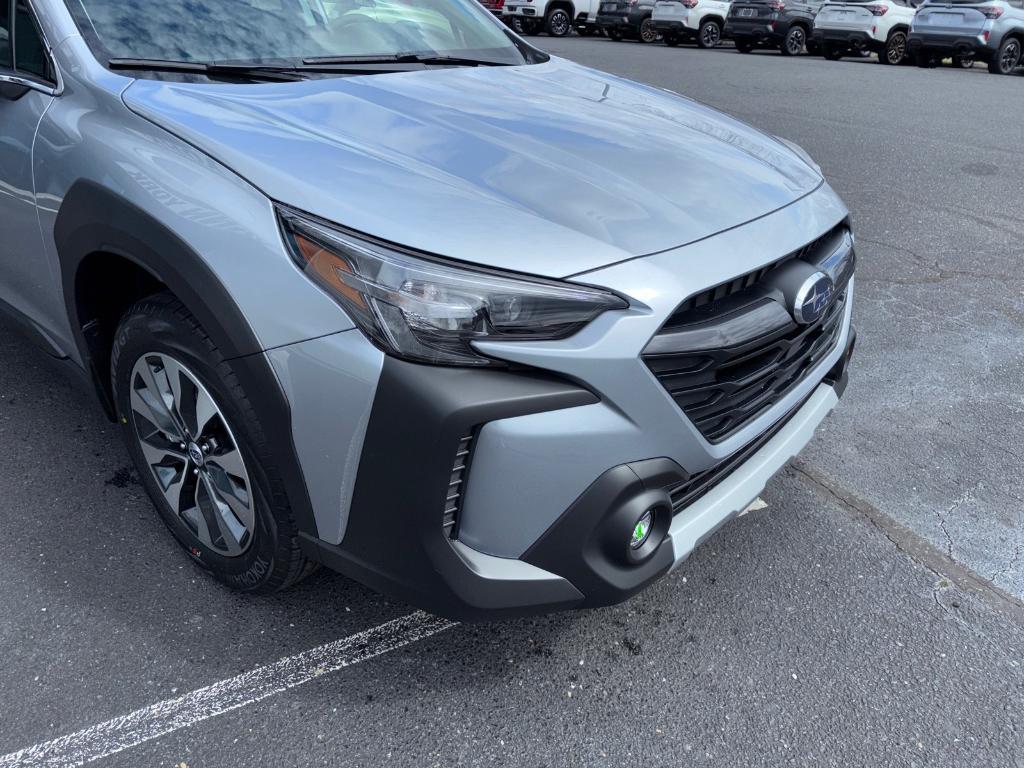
[0,0,60,339]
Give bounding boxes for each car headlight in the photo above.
[776,137,822,175]
[278,208,628,367]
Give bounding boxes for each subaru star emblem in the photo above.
[187,442,205,466]
[793,272,836,325]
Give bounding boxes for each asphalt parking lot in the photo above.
[2,37,1023,768]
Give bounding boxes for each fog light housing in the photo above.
[630,510,654,549]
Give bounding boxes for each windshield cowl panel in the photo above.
[64,0,536,76]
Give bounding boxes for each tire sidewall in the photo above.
[112,304,283,591]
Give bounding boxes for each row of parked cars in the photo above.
[481,0,1024,74]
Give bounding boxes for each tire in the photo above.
[664,33,680,46]
[781,25,807,56]
[697,19,722,48]
[806,40,821,55]
[608,28,623,41]
[988,36,1022,74]
[823,44,843,60]
[112,292,316,594]
[953,53,974,68]
[545,7,572,37]
[521,19,541,35]
[880,30,907,65]
[639,16,659,43]
[735,38,755,53]
[915,50,938,67]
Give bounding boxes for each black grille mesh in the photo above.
[646,294,845,442]
[669,394,809,515]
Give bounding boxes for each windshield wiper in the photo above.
[108,58,309,82]
[301,53,511,68]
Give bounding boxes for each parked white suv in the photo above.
[811,0,919,63]
[504,0,602,35]
[652,0,734,46]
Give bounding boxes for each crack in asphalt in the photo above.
[790,460,1024,628]
[855,235,1024,286]
[936,489,973,561]
[992,544,1023,583]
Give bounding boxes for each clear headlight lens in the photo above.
[279,208,628,367]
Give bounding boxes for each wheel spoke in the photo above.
[197,475,246,556]
[135,358,187,440]
[138,435,187,470]
[207,463,254,532]
[181,499,212,549]
[131,378,183,442]
[208,446,246,479]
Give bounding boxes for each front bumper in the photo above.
[300,339,854,620]
[503,4,539,18]
[281,183,855,621]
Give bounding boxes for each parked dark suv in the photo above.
[598,0,661,41]
[727,0,826,54]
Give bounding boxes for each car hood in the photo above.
[123,58,822,278]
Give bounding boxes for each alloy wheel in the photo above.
[1001,39,1021,73]
[640,18,659,43]
[886,32,906,64]
[548,9,571,36]
[785,27,805,55]
[129,353,255,557]
[700,21,721,47]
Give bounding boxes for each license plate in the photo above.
[935,11,964,22]
[601,3,619,11]
[739,8,757,17]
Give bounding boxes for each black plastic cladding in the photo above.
[53,180,321,540]
[300,357,598,620]
[523,458,683,608]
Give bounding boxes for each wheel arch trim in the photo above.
[53,179,321,539]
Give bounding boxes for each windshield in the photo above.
[64,0,530,66]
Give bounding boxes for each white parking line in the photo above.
[0,611,455,768]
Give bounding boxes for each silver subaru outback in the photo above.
[0,0,855,620]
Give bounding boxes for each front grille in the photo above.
[669,394,808,514]
[442,433,475,539]
[644,225,851,443]
[666,222,845,321]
